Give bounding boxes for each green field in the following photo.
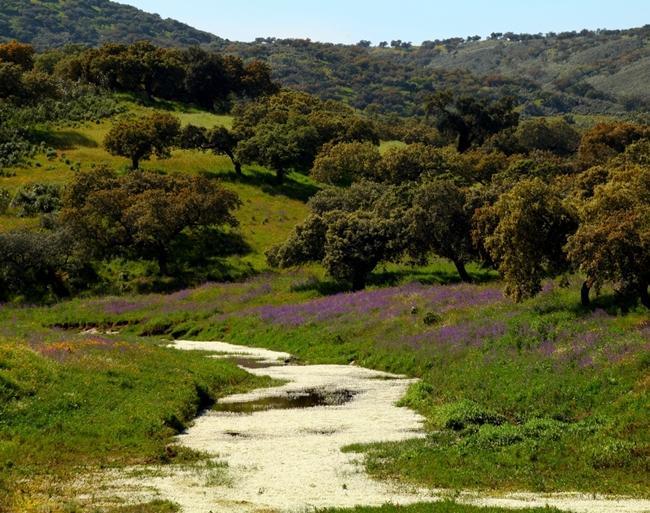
[0,98,648,513]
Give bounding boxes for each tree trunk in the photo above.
[452,259,472,283]
[581,280,592,307]
[144,80,153,101]
[157,253,169,275]
[275,167,285,185]
[131,156,139,170]
[457,129,471,153]
[226,151,242,176]
[640,282,650,309]
[351,272,367,292]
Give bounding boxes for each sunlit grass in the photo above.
[0,110,311,264]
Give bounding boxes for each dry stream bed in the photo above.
[81,341,650,513]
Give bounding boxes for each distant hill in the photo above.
[0,0,221,48]
[1,0,649,117]
[224,27,650,117]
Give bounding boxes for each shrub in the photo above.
[465,423,524,449]
[0,229,73,301]
[521,417,565,441]
[423,311,442,325]
[436,400,504,431]
[588,439,637,469]
[0,188,10,214]
[10,183,61,217]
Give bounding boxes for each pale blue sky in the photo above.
[119,0,650,44]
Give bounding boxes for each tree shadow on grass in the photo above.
[289,276,352,296]
[370,266,499,288]
[201,168,320,203]
[535,290,647,318]
[288,265,500,299]
[31,129,99,150]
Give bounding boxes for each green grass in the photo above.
[0,325,274,512]
[1,96,648,509]
[318,503,563,513]
[0,106,313,271]
[19,267,647,498]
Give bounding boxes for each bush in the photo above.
[436,400,504,430]
[521,417,565,441]
[10,183,61,217]
[0,188,10,214]
[423,311,442,325]
[465,423,524,449]
[0,229,73,301]
[588,439,638,469]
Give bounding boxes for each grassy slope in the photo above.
[0,326,274,512]
[11,266,649,499]
[0,102,312,270]
[0,99,648,511]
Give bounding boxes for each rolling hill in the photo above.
[1,1,649,117]
[0,0,221,48]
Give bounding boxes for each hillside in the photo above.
[1,1,649,118]
[0,0,221,48]
[225,27,650,117]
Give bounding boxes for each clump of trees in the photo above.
[53,42,277,110]
[311,142,381,186]
[268,182,406,290]
[476,179,578,300]
[566,165,650,307]
[269,102,650,309]
[61,168,241,274]
[231,91,380,183]
[425,90,519,152]
[0,168,243,300]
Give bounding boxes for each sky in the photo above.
[119,0,650,44]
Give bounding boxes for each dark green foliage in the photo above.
[2,4,650,116]
[0,0,221,48]
[407,179,476,281]
[104,111,180,169]
[514,117,581,156]
[0,188,9,214]
[269,182,408,290]
[54,42,276,109]
[322,211,402,290]
[479,179,579,301]
[566,165,650,306]
[234,90,377,184]
[0,230,74,301]
[380,144,468,184]
[61,168,241,274]
[425,91,519,152]
[10,183,62,217]
[311,141,381,186]
[179,124,242,174]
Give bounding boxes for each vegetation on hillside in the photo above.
[0,0,221,48]
[1,0,649,117]
[0,31,648,513]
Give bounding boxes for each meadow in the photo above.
[0,95,648,512]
